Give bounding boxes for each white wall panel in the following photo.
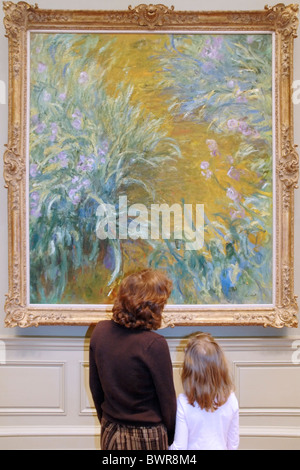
[235,362,300,414]
[80,361,94,416]
[0,362,65,415]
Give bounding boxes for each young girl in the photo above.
[169,333,239,450]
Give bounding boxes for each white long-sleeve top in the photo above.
[169,392,239,451]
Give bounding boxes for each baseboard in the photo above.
[0,425,299,450]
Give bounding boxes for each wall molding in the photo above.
[1,334,300,351]
[0,425,100,437]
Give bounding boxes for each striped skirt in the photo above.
[100,418,168,450]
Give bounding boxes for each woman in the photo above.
[89,269,177,450]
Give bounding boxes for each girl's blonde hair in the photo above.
[181,333,233,412]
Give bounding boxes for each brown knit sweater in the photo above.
[89,320,177,444]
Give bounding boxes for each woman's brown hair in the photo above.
[112,269,172,330]
[181,333,233,412]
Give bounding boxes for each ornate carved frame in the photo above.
[3,2,299,328]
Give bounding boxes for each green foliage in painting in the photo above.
[148,34,273,304]
[29,33,180,303]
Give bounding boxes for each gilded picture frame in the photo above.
[3,2,299,328]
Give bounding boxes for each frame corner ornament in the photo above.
[273,300,299,328]
[4,295,28,328]
[265,3,299,37]
[3,1,38,35]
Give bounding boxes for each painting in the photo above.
[3,2,299,327]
